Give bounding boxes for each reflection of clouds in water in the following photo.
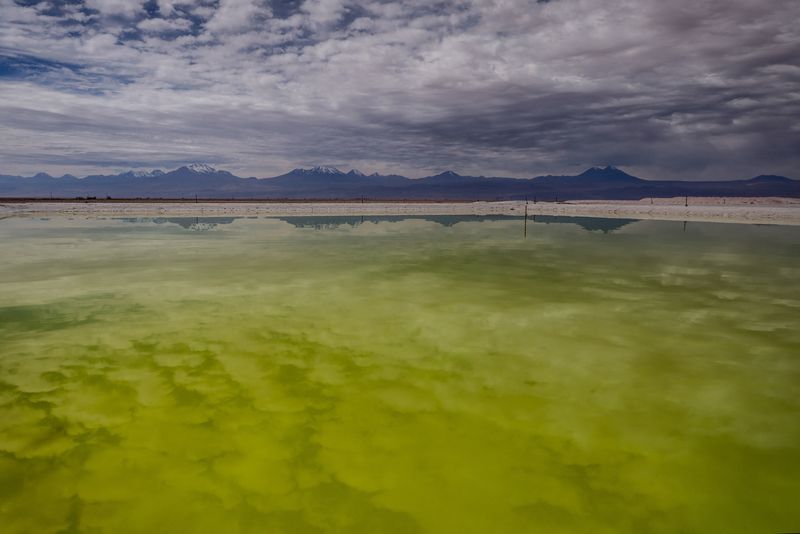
[0,218,798,532]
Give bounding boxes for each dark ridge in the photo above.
[0,165,797,200]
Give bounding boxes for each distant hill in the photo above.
[1,164,798,200]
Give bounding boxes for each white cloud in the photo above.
[0,0,798,179]
[0,0,39,23]
[204,0,272,33]
[302,0,347,28]
[156,0,187,17]
[138,17,193,32]
[84,0,148,18]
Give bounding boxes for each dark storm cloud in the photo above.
[0,0,798,178]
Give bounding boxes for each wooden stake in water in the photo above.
[524,202,528,237]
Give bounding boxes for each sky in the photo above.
[1,0,799,180]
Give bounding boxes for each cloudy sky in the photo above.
[1,0,798,179]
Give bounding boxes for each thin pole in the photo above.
[524,202,528,238]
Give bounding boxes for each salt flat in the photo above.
[2,197,799,225]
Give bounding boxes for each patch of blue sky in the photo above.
[0,53,81,79]
[269,0,303,19]
[0,53,131,94]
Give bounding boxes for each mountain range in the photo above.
[1,164,798,200]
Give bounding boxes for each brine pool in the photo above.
[1,214,798,533]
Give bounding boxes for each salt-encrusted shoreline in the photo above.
[2,197,799,225]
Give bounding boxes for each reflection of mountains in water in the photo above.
[530,215,637,233]
[280,215,515,229]
[119,217,243,231]
[119,214,637,233]
[281,215,636,233]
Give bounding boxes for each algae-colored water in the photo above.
[1,215,798,533]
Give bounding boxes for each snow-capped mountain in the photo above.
[309,166,344,175]
[163,164,237,182]
[185,163,218,174]
[291,166,371,177]
[282,166,347,176]
[313,166,344,175]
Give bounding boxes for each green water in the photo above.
[1,215,798,533]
